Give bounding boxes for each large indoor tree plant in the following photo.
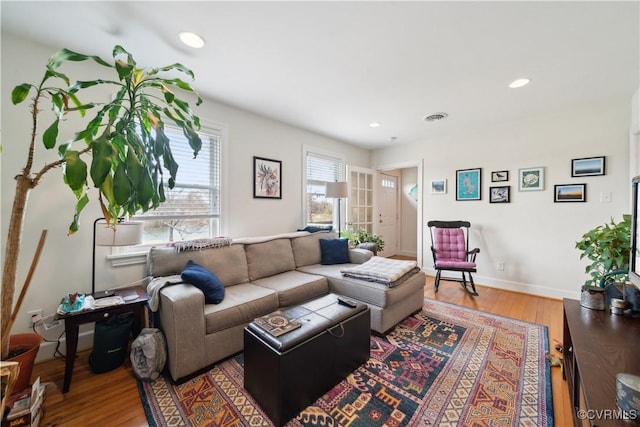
[575,214,632,287]
[2,45,202,360]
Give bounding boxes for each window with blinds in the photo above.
[305,151,343,226]
[133,126,221,244]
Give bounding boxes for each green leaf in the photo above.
[42,119,59,149]
[48,48,111,70]
[42,69,70,86]
[11,84,32,104]
[90,137,115,187]
[154,63,195,80]
[137,171,154,207]
[100,173,116,207]
[68,192,90,235]
[63,150,88,191]
[113,161,131,205]
[50,93,65,116]
[115,60,134,81]
[113,45,135,66]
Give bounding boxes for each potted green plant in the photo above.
[575,214,632,287]
[1,45,202,389]
[342,228,385,255]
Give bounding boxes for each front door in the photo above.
[377,173,398,257]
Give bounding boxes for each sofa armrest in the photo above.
[349,248,373,264]
[159,284,207,380]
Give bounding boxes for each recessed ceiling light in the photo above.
[179,31,206,48]
[369,122,381,128]
[509,78,530,88]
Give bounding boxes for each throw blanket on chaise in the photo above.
[340,256,419,286]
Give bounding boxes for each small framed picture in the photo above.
[456,168,481,201]
[490,186,510,203]
[431,179,447,195]
[253,156,282,199]
[572,156,605,177]
[518,167,545,191]
[554,183,586,202]
[491,170,509,182]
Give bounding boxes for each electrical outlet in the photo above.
[28,309,43,326]
[496,262,505,271]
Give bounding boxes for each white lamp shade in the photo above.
[325,182,348,198]
[95,221,143,246]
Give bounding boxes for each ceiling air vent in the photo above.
[423,112,448,122]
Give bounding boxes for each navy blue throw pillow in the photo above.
[297,225,334,233]
[181,260,225,304]
[319,238,350,265]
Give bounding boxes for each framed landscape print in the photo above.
[431,179,447,195]
[253,156,282,199]
[554,183,586,202]
[456,168,481,200]
[491,170,509,182]
[572,156,605,177]
[490,186,510,203]
[518,167,545,191]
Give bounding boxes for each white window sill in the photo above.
[106,250,148,268]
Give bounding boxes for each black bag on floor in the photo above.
[89,314,133,374]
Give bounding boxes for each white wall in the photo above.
[1,34,370,360]
[373,99,632,300]
[400,168,418,257]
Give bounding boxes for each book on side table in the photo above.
[254,311,302,337]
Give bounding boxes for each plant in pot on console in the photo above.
[1,45,202,392]
[575,214,631,289]
[342,228,385,255]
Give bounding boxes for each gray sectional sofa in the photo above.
[147,230,425,381]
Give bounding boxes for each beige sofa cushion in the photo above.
[148,244,249,286]
[252,270,329,307]
[203,283,278,334]
[245,238,296,280]
[291,231,336,267]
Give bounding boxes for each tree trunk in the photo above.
[1,175,32,359]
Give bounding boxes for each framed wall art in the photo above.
[431,179,447,195]
[554,183,586,202]
[572,156,605,177]
[456,168,481,201]
[253,156,282,199]
[518,167,545,191]
[491,170,509,182]
[490,186,510,203]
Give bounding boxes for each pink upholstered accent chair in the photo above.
[427,220,480,295]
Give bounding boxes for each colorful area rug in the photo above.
[138,299,553,426]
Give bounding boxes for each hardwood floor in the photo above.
[30,277,571,426]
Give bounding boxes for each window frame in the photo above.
[116,121,228,257]
[302,146,345,228]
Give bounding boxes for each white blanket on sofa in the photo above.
[340,256,418,287]
[147,275,183,311]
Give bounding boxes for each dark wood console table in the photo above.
[563,298,640,426]
[55,286,148,393]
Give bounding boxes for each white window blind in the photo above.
[305,151,343,225]
[133,126,221,243]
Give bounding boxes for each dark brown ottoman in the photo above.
[244,293,370,426]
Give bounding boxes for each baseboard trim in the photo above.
[36,330,94,363]
[422,267,578,300]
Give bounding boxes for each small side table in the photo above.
[54,286,148,393]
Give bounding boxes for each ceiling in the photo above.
[2,1,638,149]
